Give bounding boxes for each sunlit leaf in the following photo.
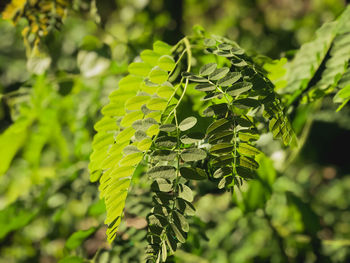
[179,117,197,131]
[199,63,217,76]
[180,148,207,162]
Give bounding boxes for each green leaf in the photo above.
[214,50,235,58]
[118,75,144,90]
[233,60,248,67]
[148,214,167,227]
[101,103,124,117]
[236,166,255,179]
[119,152,144,166]
[157,84,174,99]
[213,167,232,178]
[181,148,207,162]
[161,104,176,123]
[120,111,144,127]
[204,38,216,47]
[179,117,197,131]
[152,150,177,161]
[115,127,135,143]
[180,132,205,144]
[143,118,159,128]
[147,124,160,137]
[109,88,137,104]
[195,83,216,92]
[180,167,206,180]
[209,67,230,80]
[92,132,114,150]
[208,130,233,144]
[334,84,350,103]
[151,179,173,192]
[217,72,241,87]
[138,138,153,151]
[226,82,253,96]
[94,116,118,132]
[238,143,260,156]
[170,222,186,243]
[178,184,193,202]
[153,205,170,217]
[158,55,176,71]
[231,47,245,55]
[123,145,140,155]
[154,192,173,206]
[155,136,177,148]
[128,62,152,76]
[218,176,233,189]
[162,241,167,262]
[133,118,155,131]
[201,92,222,101]
[176,198,196,216]
[141,50,161,66]
[211,154,234,167]
[233,98,260,108]
[147,98,168,111]
[235,116,253,127]
[199,63,217,76]
[218,43,232,50]
[182,72,208,82]
[125,95,150,111]
[149,67,168,84]
[174,211,189,232]
[134,130,148,141]
[210,143,234,155]
[238,130,259,142]
[239,156,259,170]
[148,166,176,180]
[153,40,172,55]
[166,232,178,253]
[206,118,231,136]
[203,103,228,117]
[65,227,96,250]
[159,124,176,132]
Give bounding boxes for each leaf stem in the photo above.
[164,37,192,123]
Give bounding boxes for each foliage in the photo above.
[280,5,350,110]
[1,1,350,263]
[89,29,298,260]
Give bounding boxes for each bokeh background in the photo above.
[0,0,350,262]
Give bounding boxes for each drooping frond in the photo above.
[282,21,337,95]
[282,5,350,109]
[89,41,177,243]
[182,36,295,190]
[199,36,295,147]
[90,33,295,262]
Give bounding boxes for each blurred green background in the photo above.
[0,0,350,262]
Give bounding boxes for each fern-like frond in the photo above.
[282,21,337,95]
[89,41,177,242]
[283,5,350,109]
[303,7,350,103]
[203,37,295,146]
[90,33,296,261]
[182,36,295,191]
